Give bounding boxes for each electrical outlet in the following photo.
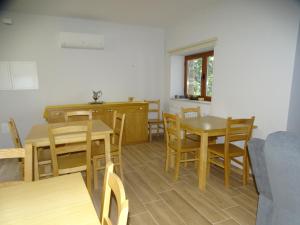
[1,122,9,134]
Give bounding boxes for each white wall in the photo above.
[165,0,300,138]
[170,55,184,97]
[287,22,300,135]
[0,12,165,147]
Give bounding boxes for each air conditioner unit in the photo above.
[59,32,104,50]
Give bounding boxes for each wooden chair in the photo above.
[8,118,51,180]
[181,107,217,144]
[93,111,125,190]
[181,107,202,142]
[0,148,31,188]
[208,116,255,187]
[8,118,22,148]
[163,112,200,180]
[49,122,92,193]
[65,110,92,122]
[100,161,129,225]
[144,99,164,142]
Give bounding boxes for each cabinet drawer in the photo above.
[48,110,65,123]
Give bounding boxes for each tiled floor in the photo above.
[92,137,258,225]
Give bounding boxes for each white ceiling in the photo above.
[5,0,215,27]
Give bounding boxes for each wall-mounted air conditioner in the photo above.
[59,32,104,50]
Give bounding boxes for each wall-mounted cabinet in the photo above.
[43,102,149,144]
[0,61,39,90]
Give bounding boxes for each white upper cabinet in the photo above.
[0,61,39,90]
[0,62,12,90]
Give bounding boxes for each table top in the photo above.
[0,173,101,225]
[181,116,257,136]
[25,120,113,146]
[181,116,227,135]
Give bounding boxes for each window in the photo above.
[184,50,214,101]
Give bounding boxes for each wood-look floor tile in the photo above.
[214,219,240,225]
[225,206,256,225]
[123,147,144,166]
[124,182,146,216]
[201,185,238,210]
[91,139,257,225]
[127,145,154,162]
[145,200,185,225]
[237,186,258,201]
[125,171,160,203]
[232,194,258,216]
[134,166,171,193]
[122,156,138,174]
[173,181,229,223]
[129,212,158,225]
[182,172,240,198]
[160,190,212,225]
[146,159,192,186]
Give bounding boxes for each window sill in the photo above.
[170,98,211,105]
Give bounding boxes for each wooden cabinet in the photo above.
[43,102,149,144]
[122,105,148,144]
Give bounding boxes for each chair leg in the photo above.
[207,150,210,177]
[118,153,124,181]
[165,146,170,172]
[184,153,188,167]
[243,154,249,185]
[174,151,180,180]
[34,147,39,181]
[93,158,99,190]
[224,156,230,187]
[149,124,152,142]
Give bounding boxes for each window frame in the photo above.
[184,50,214,102]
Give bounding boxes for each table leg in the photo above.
[24,143,33,182]
[104,134,111,163]
[198,132,208,191]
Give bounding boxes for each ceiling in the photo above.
[4,0,215,27]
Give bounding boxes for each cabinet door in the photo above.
[124,106,148,144]
[92,107,116,128]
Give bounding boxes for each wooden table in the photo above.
[25,120,113,181]
[0,173,100,225]
[181,116,228,192]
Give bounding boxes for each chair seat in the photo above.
[185,134,217,144]
[56,143,87,155]
[169,139,200,152]
[57,152,87,175]
[208,143,244,157]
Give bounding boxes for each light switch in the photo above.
[1,122,9,134]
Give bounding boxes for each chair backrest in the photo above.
[163,113,181,149]
[100,162,129,225]
[48,122,92,176]
[111,111,126,150]
[65,110,92,122]
[145,99,161,120]
[8,118,22,148]
[181,107,201,119]
[225,116,255,150]
[0,148,31,187]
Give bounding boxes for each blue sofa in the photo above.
[248,131,300,225]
